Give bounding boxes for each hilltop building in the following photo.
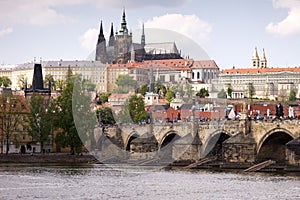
[95,9,182,64]
[219,47,300,100]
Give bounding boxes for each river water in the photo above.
[0,164,299,200]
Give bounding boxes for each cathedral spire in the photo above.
[141,23,145,47]
[97,20,106,44]
[108,22,115,47]
[119,8,128,35]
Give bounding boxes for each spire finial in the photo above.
[100,20,104,37]
[119,8,128,35]
[141,22,145,47]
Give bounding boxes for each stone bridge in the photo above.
[94,118,300,165]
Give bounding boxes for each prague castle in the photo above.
[95,9,182,64]
[219,47,300,100]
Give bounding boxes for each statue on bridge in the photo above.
[275,103,284,119]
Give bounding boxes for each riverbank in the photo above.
[0,153,97,164]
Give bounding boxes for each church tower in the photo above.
[108,23,115,47]
[141,23,145,48]
[260,48,267,68]
[95,21,107,63]
[252,47,260,68]
[114,8,133,64]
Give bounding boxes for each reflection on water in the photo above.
[0,164,300,200]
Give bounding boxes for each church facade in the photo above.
[95,9,182,64]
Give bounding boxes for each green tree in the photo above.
[139,84,149,96]
[44,74,55,90]
[227,87,232,98]
[99,92,111,103]
[82,79,96,92]
[118,95,147,123]
[52,69,96,154]
[155,82,166,97]
[113,74,137,93]
[289,89,297,101]
[96,107,116,125]
[165,89,175,104]
[28,94,52,152]
[0,76,12,88]
[17,74,28,90]
[248,83,255,100]
[0,94,25,154]
[217,89,227,99]
[55,79,64,91]
[196,88,209,98]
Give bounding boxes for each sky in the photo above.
[1,0,300,69]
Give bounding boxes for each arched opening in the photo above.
[159,132,181,162]
[125,134,138,151]
[203,132,230,159]
[257,132,293,163]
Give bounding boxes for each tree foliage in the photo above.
[28,94,52,152]
[289,89,297,101]
[96,107,116,125]
[99,92,111,104]
[118,95,147,123]
[165,89,175,104]
[17,74,28,90]
[44,74,55,90]
[196,88,209,98]
[217,89,227,99]
[0,76,12,88]
[113,75,137,93]
[139,84,149,96]
[0,94,25,154]
[227,87,232,98]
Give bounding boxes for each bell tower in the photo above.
[260,48,267,68]
[252,47,260,68]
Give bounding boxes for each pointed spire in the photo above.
[97,20,106,44]
[252,47,259,59]
[119,8,128,35]
[110,22,114,37]
[108,22,115,47]
[261,48,266,60]
[141,23,145,47]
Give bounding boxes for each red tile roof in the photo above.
[221,67,300,75]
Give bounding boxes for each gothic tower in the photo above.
[141,23,145,48]
[260,48,267,68]
[108,23,115,47]
[252,47,260,68]
[114,8,132,64]
[95,21,107,63]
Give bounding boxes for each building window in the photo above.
[170,75,175,82]
[197,72,200,79]
[160,75,165,82]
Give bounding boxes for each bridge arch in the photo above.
[201,130,231,159]
[159,130,181,149]
[124,131,139,151]
[256,128,294,163]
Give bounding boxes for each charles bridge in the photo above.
[92,117,300,168]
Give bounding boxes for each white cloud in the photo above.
[0,0,188,27]
[266,0,300,37]
[0,0,78,26]
[0,27,13,37]
[144,14,212,46]
[79,28,98,52]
